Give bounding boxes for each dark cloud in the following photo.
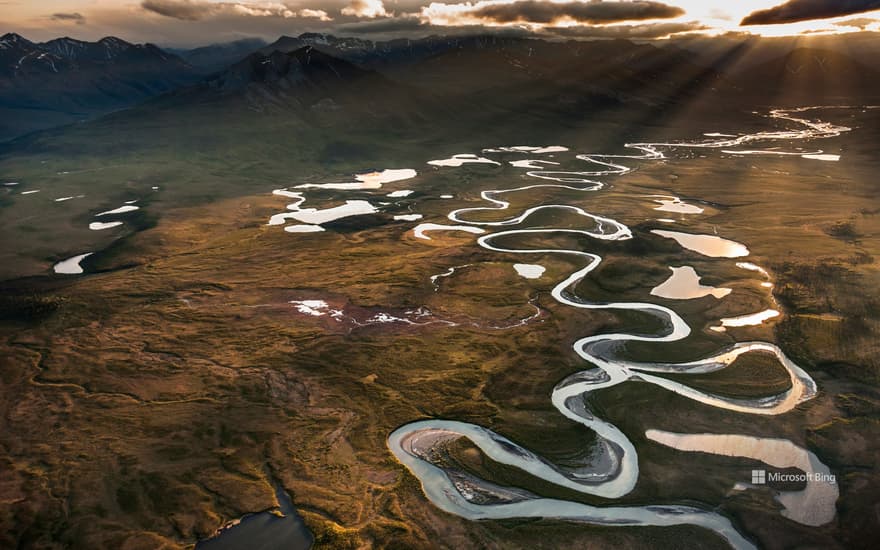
[51,12,87,25]
[473,1,684,25]
[741,0,880,26]
[337,13,703,42]
[337,16,534,37]
[141,0,213,21]
[140,0,329,21]
[339,3,696,39]
[543,21,708,39]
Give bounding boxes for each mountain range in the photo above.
[0,33,199,141]
[1,31,879,144]
[180,45,432,122]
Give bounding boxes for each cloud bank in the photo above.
[473,1,683,25]
[140,1,329,21]
[421,0,684,26]
[741,0,880,26]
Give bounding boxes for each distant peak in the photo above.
[1,32,29,43]
[98,36,131,47]
[0,33,35,52]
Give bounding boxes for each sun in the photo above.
[649,1,880,37]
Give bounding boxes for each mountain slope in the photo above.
[172,38,267,73]
[168,45,434,122]
[734,48,880,103]
[254,33,731,105]
[258,33,543,73]
[0,33,70,78]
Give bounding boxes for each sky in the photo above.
[2,0,880,46]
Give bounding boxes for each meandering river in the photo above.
[388,107,852,549]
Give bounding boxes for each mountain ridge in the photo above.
[2,31,879,143]
[0,33,200,141]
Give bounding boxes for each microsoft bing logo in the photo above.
[749,468,836,484]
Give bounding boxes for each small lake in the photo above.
[195,478,312,550]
